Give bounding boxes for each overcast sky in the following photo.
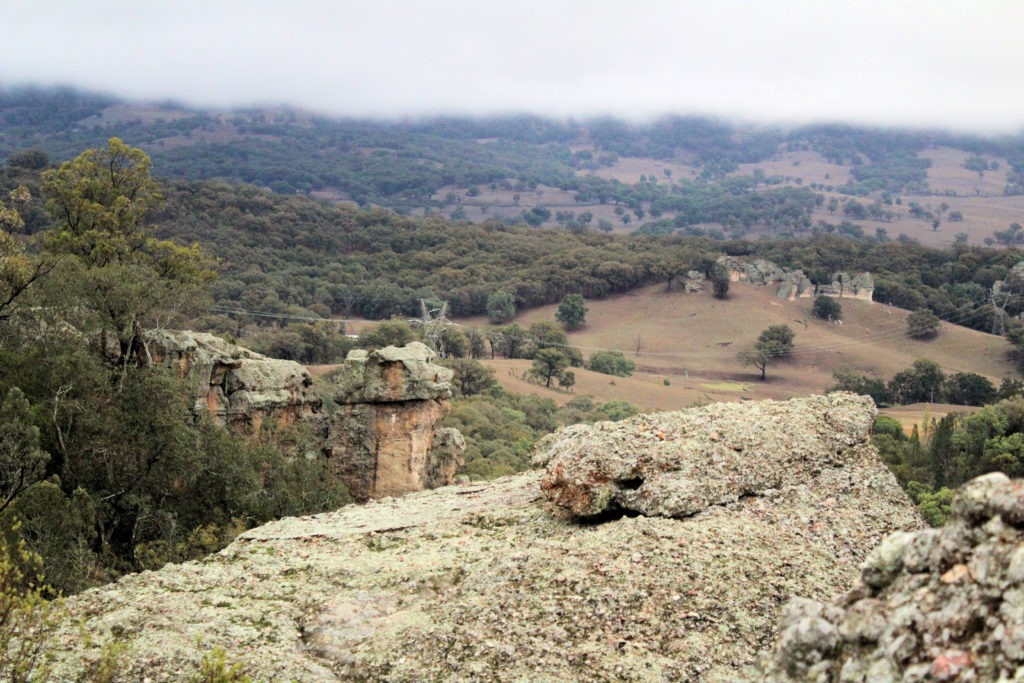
[3,0,1023,131]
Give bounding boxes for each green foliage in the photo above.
[812,295,842,321]
[739,325,795,380]
[586,351,636,377]
[0,387,49,514]
[529,349,569,388]
[875,398,1024,519]
[358,318,418,350]
[710,266,730,299]
[486,291,516,324]
[831,367,890,406]
[555,293,587,331]
[872,415,904,439]
[0,536,61,681]
[444,391,639,481]
[907,308,940,340]
[190,646,252,683]
[0,187,51,320]
[915,487,954,527]
[887,359,944,405]
[441,358,497,397]
[943,372,997,407]
[598,400,640,421]
[40,139,214,366]
[245,321,353,363]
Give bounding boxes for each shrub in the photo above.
[812,295,842,321]
[907,309,940,340]
[486,291,516,324]
[0,537,61,681]
[586,351,636,377]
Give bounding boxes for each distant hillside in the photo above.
[464,280,1018,411]
[5,85,1024,248]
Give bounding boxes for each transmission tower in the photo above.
[411,299,451,357]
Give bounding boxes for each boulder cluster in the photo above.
[750,472,1024,682]
[717,256,874,303]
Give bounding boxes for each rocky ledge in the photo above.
[46,394,920,681]
[749,471,1024,682]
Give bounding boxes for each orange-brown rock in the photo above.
[145,329,323,433]
[326,342,463,501]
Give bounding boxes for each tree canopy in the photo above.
[739,324,795,380]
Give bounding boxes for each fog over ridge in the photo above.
[2,0,1023,133]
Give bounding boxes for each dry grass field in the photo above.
[451,281,1016,413]
[879,402,982,436]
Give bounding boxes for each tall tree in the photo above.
[555,293,587,331]
[0,187,52,320]
[739,324,795,380]
[529,348,569,388]
[41,139,214,366]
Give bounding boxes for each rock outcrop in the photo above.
[146,329,323,432]
[748,471,1024,681]
[777,270,815,301]
[719,256,874,303]
[815,271,875,303]
[46,394,920,682]
[326,342,463,501]
[147,332,463,501]
[540,393,877,518]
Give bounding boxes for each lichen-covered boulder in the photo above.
[748,472,1024,681]
[539,393,877,518]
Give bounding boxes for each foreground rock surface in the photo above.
[47,396,919,681]
[748,471,1024,682]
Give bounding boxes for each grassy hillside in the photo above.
[460,281,1016,410]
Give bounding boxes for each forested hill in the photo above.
[6,85,1024,229]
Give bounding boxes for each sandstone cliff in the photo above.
[147,332,464,500]
[146,329,323,432]
[45,394,920,681]
[327,342,461,501]
[719,256,874,303]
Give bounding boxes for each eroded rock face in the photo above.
[749,472,1024,681]
[145,329,323,432]
[540,392,877,518]
[326,343,462,501]
[148,333,463,501]
[44,395,921,681]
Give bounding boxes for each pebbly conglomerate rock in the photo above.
[46,394,920,681]
[540,392,877,518]
[749,472,1024,681]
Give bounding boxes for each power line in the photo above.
[206,292,1022,365]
